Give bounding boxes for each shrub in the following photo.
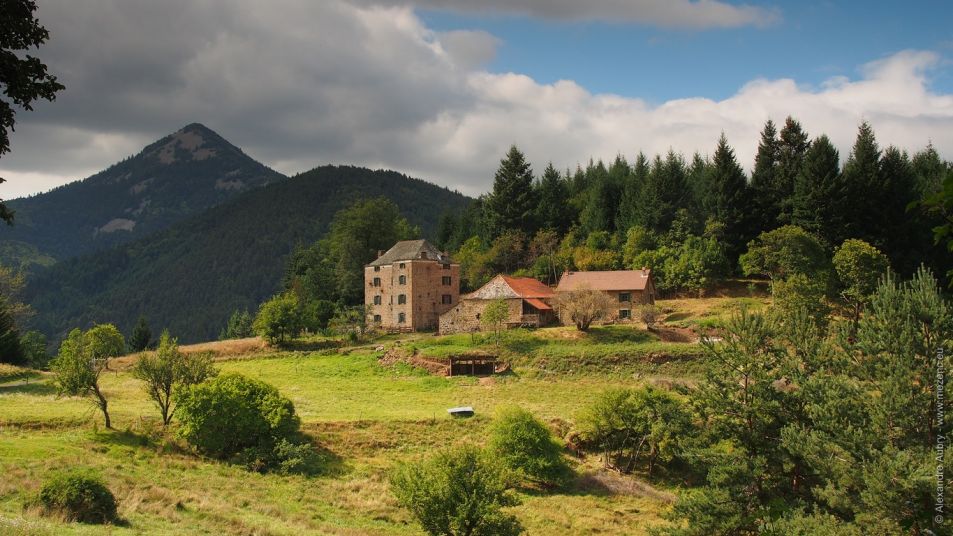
[254,292,302,344]
[38,469,117,524]
[488,407,570,487]
[175,373,301,461]
[576,386,692,475]
[391,445,523,536]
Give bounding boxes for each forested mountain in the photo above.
[24,165,470,343]
[1,123,285,269]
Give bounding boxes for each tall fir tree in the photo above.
[775,117,810,224]
[686,152,710,217]
[580,159,621,235]
[839,121,882,245]
[128,315,152,352]
[635,151,689,234]
[703,134,752,263]
[616,152,649,233]
[484,145,536,238]
[750,119,781,230]
[534,162,572,234]
[878,146,920,272]
[791,135,843,245]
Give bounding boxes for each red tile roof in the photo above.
[523,297,552,311]
[501,276,555,298]
[556,269,652,292]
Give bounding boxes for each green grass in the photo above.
[0,325,701,534]
[0,364,39,384]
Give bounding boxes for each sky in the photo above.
[2,0,953,199]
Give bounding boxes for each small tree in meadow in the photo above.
[50,324,126,429]
[554,287,613,331]
[488,407,570,487]
[254,292,302,344]
[391,445,523,536]
[481,299,509,347]
[132,330,217,426]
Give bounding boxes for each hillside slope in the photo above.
[25,165,471,342]
[1,123,285,268]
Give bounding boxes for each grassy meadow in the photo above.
[0,296,757,535]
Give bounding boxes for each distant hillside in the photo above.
[25,165,472,343]
[1,123,285,268]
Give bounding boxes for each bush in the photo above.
[576,386,692,475]
[254,292,302,344]
[488,407,570,487]
[391,445,523,536]
[38,469,117,524]
[235,438,317,475]
[175,373,301,461]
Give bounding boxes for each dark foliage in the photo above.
[38,469,118,524]
[25,165,469,343]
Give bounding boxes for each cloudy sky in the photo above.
[2,0,953,198]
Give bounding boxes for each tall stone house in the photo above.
[555,269,655,321]
[439,275,556,334]
[365,240,459,331]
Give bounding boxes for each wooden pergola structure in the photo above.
[447,353,500,376]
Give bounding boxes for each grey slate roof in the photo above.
[367,239,453,266]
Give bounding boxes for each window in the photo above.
[441,294,452,304]
[373,314,381,323]
[399,275,407,285]
[442,263,451,270]
[373,277,381,287]
[399,263,406,269]
[373,266,380,272]
[398,294,406,304]
[373,295,382,305]
[442,276,452,286]
[619,292,632,303]
[397,312,406,324]
[619,309,631,319]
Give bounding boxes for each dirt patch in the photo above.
[575,469,676,503]
[378,346,449,376]
[651,327,697,343]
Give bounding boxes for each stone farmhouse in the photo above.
[439,274,556,334]
[556,269,655,322]
[365,240,459,331]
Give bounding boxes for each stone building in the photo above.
[439,274,556,334]
[365,240,459,331]
[555,269,655,322]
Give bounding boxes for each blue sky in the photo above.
[420,1,953,103]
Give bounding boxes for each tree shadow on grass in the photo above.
[89,428,157,449]
[0,380,58,396]
[583,326,655,344]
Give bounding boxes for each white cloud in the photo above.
[1,2,951,200]
[354,0,780,29]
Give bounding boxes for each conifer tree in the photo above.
[129,315,152,352]
[750,119,781,229]
[636,151,689,234]
[791,135,842,244]
[703,134,752,262]
[534,162,571,234]
[775,117,810,223]
[877,146,919,271]
[839,121,882,244]
[484,145,536,238]
[579,159,618,235]
[616,152,649,233]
